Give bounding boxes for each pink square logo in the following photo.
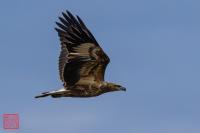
[3,114,19,129]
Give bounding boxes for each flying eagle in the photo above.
[35,11,126,98]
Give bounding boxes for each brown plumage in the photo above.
[35,11,126,98]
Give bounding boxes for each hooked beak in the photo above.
[119,87,126,91]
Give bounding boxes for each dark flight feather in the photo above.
[55,10,110,87]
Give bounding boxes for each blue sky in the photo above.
[0,0,200,132]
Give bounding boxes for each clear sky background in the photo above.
[0,0,200,132]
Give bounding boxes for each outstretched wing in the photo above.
[55,11,110,86]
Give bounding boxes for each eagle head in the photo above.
[101,82,126,93]
[113,84,126,91]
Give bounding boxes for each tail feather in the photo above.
[35,92,50,98]
[35,88,67,98]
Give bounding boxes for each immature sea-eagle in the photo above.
[35,11,126,98]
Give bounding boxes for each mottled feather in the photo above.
[55,11,110,87]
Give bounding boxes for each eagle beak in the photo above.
[119,87,126,91]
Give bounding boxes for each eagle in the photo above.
[35,11,126,98]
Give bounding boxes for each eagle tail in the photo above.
[35,92,51,98]
[35,88,67,98]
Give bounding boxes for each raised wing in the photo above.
[55,11,110,86]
